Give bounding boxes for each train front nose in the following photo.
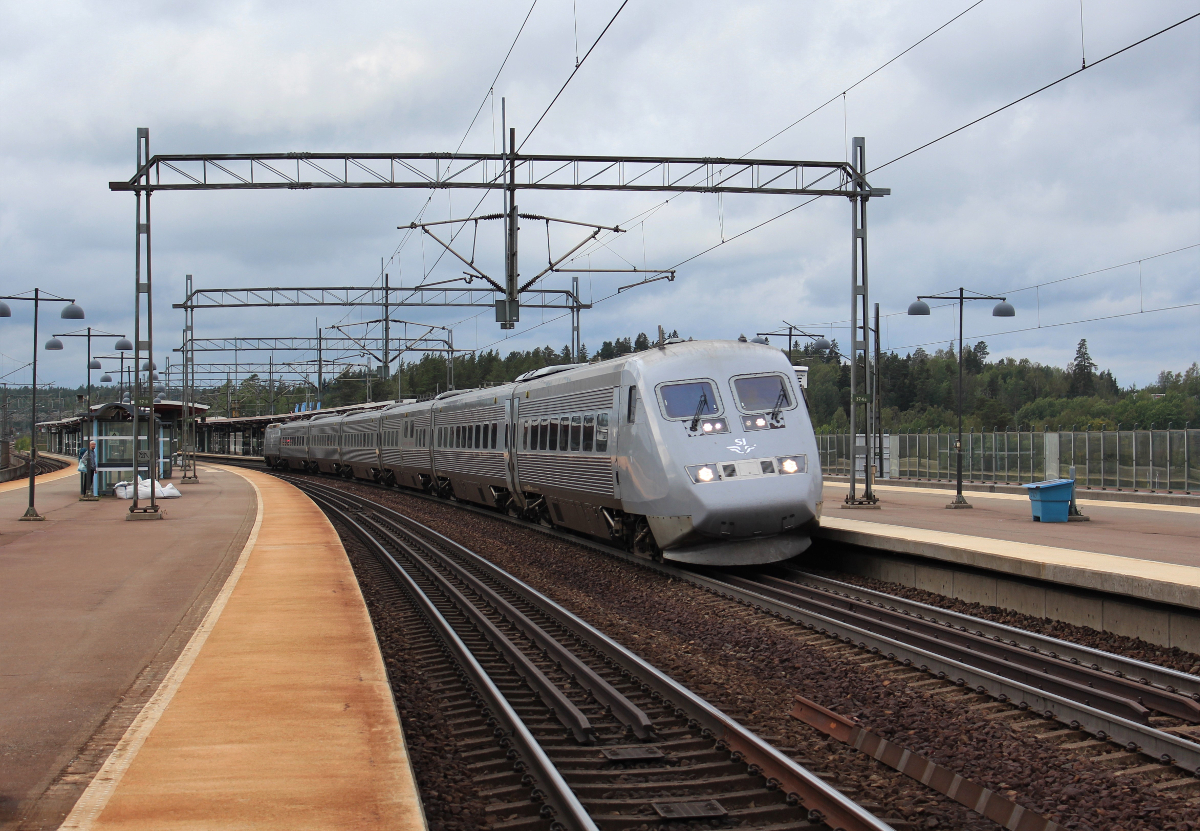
[688,470,820,539]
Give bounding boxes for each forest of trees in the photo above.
[9,334,1198,432]
[800,338,1199,433]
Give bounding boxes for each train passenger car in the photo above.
[277,419,310,470]
[381,398,435,490]
[308,413,341,474]
[264,423,282,467]
[340,409,382,481]
[431,388,508,505]
[507,362,622,539]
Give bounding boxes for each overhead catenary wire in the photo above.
[575,8,1200,308]
[776,242,1200,331]
[567,0,988,268]
[519,0,632,151]
[886,300,1200,354]
[869,10,1200,174]
[434,10,1200,362]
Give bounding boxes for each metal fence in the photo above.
[816,428,1198,493]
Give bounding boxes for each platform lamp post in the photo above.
[908,288,1014,509]
[114,337,133,402]
[0,290,85,520]
[48,327,127,438]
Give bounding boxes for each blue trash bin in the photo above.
[1021,479,1074,522]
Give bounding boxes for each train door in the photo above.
[505,393,525,508]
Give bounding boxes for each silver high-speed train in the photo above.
[265,338,823,566]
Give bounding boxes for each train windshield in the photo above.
[657,380,720,419]
[732,374,793,413]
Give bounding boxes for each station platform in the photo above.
[1,463,424,831]
[813,480,1200,651]
[0,452,77,495]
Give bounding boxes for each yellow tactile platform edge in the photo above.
[64,465,426,831]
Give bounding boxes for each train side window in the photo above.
[582,415,594,451]
[547,417,558,451]
[491,423,498,449]
[473,424,480,449]
[596,412,610,452]
[537,417,548,451]
[521,420,528,450]
[570,415,582,451]
[627,387,638,423]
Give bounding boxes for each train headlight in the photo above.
[694,418,728,435]
[686,464,720,483]
[777,455,807,475]
[741,415,777,431]
[698,466,715,482]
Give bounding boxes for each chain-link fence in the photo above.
[816,428,1198,493]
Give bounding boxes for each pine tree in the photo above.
[634,332,651,352]
[1068,339,1096,397]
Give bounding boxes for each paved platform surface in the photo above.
[0,467,256,830]
[817,481,1200,618]
[62,465,425,831]
[823,481,1200,568]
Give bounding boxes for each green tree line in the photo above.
[12,335,1197,431]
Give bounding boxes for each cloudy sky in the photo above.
[2,0,1197,393]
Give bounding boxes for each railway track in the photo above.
[285,474,894,831]
[207,458,1200,817]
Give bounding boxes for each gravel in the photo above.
[802,567,1200,678]
[324,480,1200,831]
[333,518,493,831]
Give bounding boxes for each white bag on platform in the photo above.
[136,477,182,499]
[114,480,135,499]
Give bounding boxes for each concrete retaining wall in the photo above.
[805,539,1200,654]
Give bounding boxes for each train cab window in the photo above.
[595,413,610,452]
[657,380,721,420]
[582,415,595,451]
[731,373,794,413]
[627,387,638,423]
[570,415,582,451]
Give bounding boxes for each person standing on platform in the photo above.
[80,440,97,497]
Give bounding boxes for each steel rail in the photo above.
[746,572,1200,721]
[353,505,657,741]
[315,482,893,831]
[783,569,1200,700]
[725,572,1199,723]
[298,470,1200,772]
[210,457,1200,778]
[668,570,1200,773]
[306,493,598,831]
[309,488,597,744]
